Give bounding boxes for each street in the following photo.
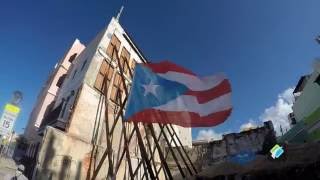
[0,157,18,180]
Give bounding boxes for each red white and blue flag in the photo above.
[124,61,232,127]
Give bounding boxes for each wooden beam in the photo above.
[157,124,186,178]
[143,125,159,180]
[120,115,134,179]
[115,49,155,179]
[164,124,193,175]
[133,123,156,179]
[114,128,135,174]
[91,78,114,180]
[147,124,174,180]
[169,124,197,173]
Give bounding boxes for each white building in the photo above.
[31,17,192,180]
[280,59,320,143]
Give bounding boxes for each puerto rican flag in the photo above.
[124,61,232,127]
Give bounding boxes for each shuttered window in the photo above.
[94,60,114,92]
[110,73,123,103]
[130,59,136,77]
[120,47,130,76]
[106,35,121,60]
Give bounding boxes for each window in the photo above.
[110,73,123,103]
[68,53,77,63]
[130,60,136,77]
[120,47,130,76]
[106,35,121,60]
[56,74,67,88]
[315,74,320,86]
[94,60,114,92]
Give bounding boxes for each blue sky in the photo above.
[0,0,319,139]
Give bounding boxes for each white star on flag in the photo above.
[142,81,159,96]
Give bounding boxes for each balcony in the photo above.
[38,102,67,135]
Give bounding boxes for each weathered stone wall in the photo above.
[192,122,275,167]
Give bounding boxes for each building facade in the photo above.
[22,40,85,170]
[280,59,320,142]
[24,39,85,143]
[192,121,275,167]
[28,17,192,180]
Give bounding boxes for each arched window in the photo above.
[68,53,77,63]
[56,74,67,88]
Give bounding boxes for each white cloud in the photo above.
[196,87,294,140]
[196,129,223,141]
[240,119,257,132]
[259,87,294,136]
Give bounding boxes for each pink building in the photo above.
[24,39,85,145]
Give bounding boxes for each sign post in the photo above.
[0,103,20,137]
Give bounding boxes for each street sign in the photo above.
[0,103,20,136]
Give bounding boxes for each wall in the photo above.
[293,60,320,122]
[34,127,97,180]
[35,18,167,179]
[170,125,192,148]
[24,39,85,143]
[192,122,274,166]
[35,127,164,180]
[50,17,192,148]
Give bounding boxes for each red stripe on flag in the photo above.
[184,79,231,104]
[144,61,196,76]
[127,108,232,127]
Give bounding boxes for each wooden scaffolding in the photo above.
[86,48,197,180]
